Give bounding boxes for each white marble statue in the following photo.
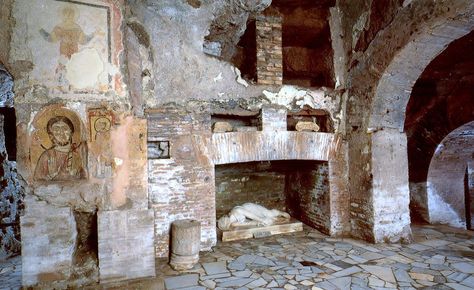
[217,203,291,230]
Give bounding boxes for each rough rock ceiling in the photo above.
[271,0,335,8]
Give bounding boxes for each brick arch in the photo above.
[427,121,474,228]
[349,1,474,243]
[367,5,474,234]
[369,8,474,131]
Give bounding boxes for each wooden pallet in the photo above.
[218,219,303,242]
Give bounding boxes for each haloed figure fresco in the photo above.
[34,116,87,181]
[39,5,94,88]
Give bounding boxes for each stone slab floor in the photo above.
[1,224,474,290]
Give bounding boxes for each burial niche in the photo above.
[215,160,331,237]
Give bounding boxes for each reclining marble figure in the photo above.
[217,203,291,230]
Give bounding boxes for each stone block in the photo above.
[261,107,287,131]
[21,197,77,286]
[212,121,233,133]
[98,209,155,283]
[371,129,412,242]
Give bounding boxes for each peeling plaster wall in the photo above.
[127,0,352,251]
[0,0,14,68]
[0,65,14,107]
[127,0,261,106]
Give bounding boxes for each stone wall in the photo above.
[0,65,14,107]
[256,15,283,86]
[0,114,24,259]
[468,161,474,228]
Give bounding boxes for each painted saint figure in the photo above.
[217,203,291,230]
[39,6,94,89]
[39,6,93,59]
[93,116,112,178]
[34,116,87,181]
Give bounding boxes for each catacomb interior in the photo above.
[0,0,473,288]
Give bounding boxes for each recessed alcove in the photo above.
[232,1,336,86]
[211,113,260,132]
[215,160,331,234]
[287,107,333,132]
[71,211,99,282]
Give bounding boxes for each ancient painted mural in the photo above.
[31,106,88,181]
[22,0,123,96]
[89,108,113,178]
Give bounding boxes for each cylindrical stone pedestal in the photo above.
[169,219,201,271]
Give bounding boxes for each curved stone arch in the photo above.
[427,121,474,228]
[353,1,474,242]
[368,5,474,131]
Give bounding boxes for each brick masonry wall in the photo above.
[147,106,216,258]
[256,15,283,86]
[286,161,331,234]
[329,141,351,236]
[215,162,286,218]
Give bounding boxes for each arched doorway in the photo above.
[404,29,474,225]
[426,121,474,228]
[349,1,474,242]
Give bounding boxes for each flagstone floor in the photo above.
[1,224,474,289]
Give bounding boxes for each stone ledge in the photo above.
[218,219,303,242]
[212,131,335,165]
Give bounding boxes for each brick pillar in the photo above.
[256,14,283,86]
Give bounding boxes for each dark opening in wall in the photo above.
[211,113,260,133]
[72,211,98,269]
[277,2,335,87]
[231,1,336,87]
[287,107,333,132]
[215,160,330,233]
[232,20,257,82]
[207,0,335,87]
[0,108,16,161]
[148,141,171,159]
[464,168,472,230]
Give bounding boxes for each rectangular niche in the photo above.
[215,160,330,233]
[211,113,260,133]
[287,107,334,133]
[147,141,170,159]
